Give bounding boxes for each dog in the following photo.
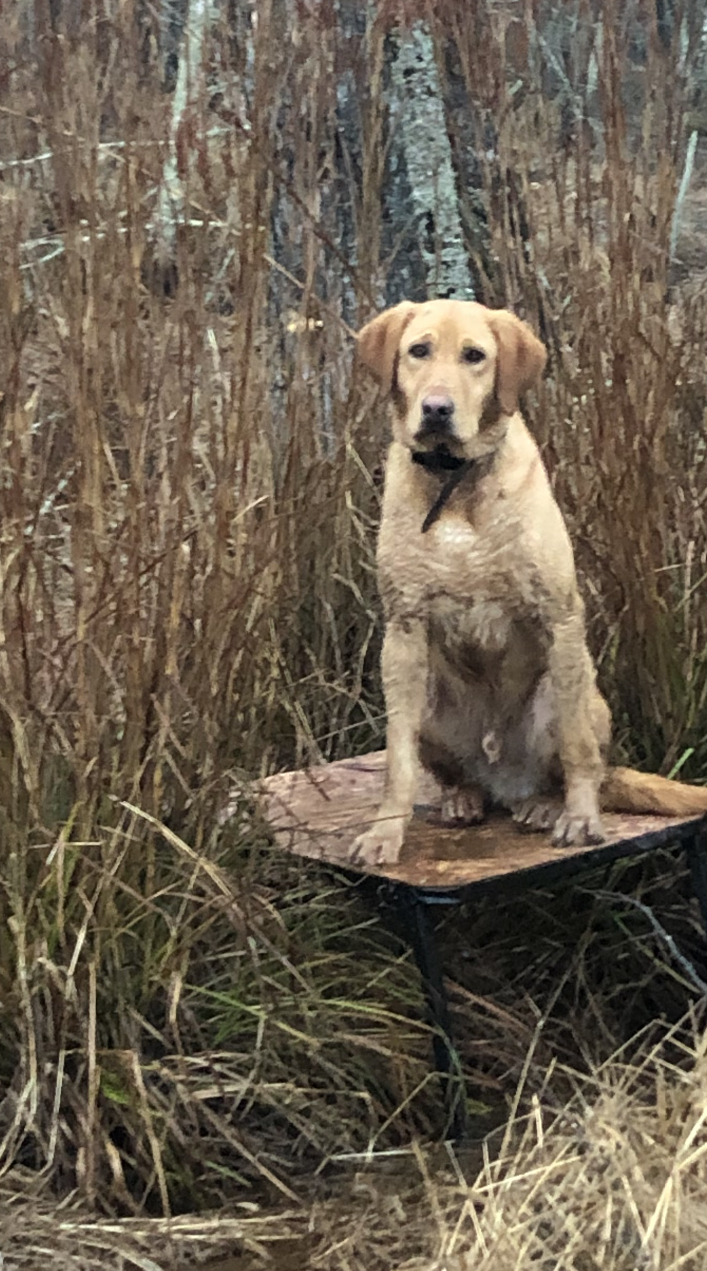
[352,298,707,866]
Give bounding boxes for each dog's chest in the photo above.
[377,495,537,649]
[380,511,542,670]
[427,517,496,579]
[413,514,514,614]
[427,589,546,700]
[429,593,511,654]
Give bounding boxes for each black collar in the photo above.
[411,448,494,533]
[411,449,468,475]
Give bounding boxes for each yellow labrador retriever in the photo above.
[353,298,707,866]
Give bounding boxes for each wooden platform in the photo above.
[258,751,706,895]
[258,750,707,1139]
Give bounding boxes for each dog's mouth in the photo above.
[414,418,460,445]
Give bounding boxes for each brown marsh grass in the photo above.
[1,0,707,1265]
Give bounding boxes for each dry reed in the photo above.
[0,0,706,1264]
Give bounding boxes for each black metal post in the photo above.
[402,886,467,1139]
[686,824,707,938]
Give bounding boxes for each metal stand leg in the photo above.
[686,825,707,937]
[403,888,467,1139]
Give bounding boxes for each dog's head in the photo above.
[356,299,546,456]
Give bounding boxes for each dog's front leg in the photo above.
[548,611,606,847]
[352,619,428,866]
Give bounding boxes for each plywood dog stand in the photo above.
[258,751,707,1139]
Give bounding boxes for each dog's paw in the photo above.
[351,816,406,867]
[440,787,485,826]
[551,809,605,848]
[513,797,564,834]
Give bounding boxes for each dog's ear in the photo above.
[487,310,547,415]
[356,303,419,392]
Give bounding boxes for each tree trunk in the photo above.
[386,21,473,302]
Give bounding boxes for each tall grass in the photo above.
[429,0,707,772]
[0,0,706,1231]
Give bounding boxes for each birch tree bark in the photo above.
[153,0,214,266]
[386,21,474,302]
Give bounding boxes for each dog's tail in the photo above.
[601,766,707,817]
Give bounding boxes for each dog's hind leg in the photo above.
[419,696,487,827]
[509,675,611,841]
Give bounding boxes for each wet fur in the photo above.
[352,299,707,866]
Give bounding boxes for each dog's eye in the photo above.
[408,342,431,359]
[462,346,486,364]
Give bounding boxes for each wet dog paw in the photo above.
[551,809,605,848]
[351,815,406,867]
[440,788,486,826]
[513,797,564,834]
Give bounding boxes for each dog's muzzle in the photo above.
[415,393,456,442]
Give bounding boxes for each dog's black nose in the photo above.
[421,394,455,430]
